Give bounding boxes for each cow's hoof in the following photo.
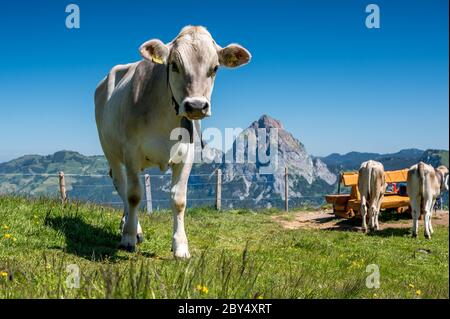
[119,243,136,252]
[424,234,431,239]
[173,244,190,260]
[119,234,137,252]
[412,233,418,238]
[137,233,144,244]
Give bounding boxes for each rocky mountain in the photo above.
[220,115,337,208]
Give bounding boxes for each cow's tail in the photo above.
[418,162,426,217]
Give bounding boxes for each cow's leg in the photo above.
[360,195,368,233]
[424,198,433,239]
[119,165,143,252]
[109,161,128,230]
[374,194,383,231]
[368,202,376,232]
[428,199,436,235]
[410,196,420,238]
[170,160,193,259]
[110,162,144,244]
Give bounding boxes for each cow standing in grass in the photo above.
[358,160,386,232]
[407,162,448,239]
[94,26,251,258]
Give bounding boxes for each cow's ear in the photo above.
[218,44,251,68]
[139,39,169,64]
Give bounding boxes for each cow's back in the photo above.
[407,162,438,200]
[94,63,138,130]
[358,160,385,200]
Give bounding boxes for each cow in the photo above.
[94,26,251,258]
[357,160,387,232]
[407,162,449,239]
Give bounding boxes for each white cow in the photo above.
[407,162,448,239]
[94,26,251,258]
[358,160,386,232]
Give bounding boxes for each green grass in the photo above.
[0,196,448,299]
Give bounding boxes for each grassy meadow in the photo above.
[0,196,448,299]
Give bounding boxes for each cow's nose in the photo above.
[183,98,210,119]
[184,100,209,113]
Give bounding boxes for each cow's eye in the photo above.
[209,65,219,77]
[171,62,180,73]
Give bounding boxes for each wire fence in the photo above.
[0,170,332,211]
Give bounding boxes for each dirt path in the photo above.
[272,209,449,232]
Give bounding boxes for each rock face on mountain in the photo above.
[220,115,337,208]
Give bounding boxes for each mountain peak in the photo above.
[250,114,283,130]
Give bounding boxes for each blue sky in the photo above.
[0,0,448,162]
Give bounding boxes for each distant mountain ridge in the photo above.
[318,148,444,174]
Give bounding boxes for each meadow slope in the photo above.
[0,196,448,299]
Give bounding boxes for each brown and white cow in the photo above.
[407,162,448,239]
[358,160,387,232]
[94,26,251,258]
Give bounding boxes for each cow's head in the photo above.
[139,26,251,120]
[436,166,449,192]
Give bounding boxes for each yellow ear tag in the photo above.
[152,55,164,64]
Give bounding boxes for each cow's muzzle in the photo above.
[182,97,210,120]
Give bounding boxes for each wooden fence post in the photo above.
[285,166,289,212]
[216,169,222,210]
[144,174,152,214]
[58,171,67,204]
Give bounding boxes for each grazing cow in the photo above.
[358,160,386,232]
[407,162,449,239]
[94,26,251,258]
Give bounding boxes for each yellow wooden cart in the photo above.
[325,169,410,218]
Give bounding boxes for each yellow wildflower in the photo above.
[12,237,17,242]
[408,284,415,289]
[2,225,8,230]
[416,290,422,296]
[195,284,209,294]
[3,234,12,239]
[0,271,8,278]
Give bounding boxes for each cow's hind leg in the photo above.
[424,198,434,239]
[119,165,143,252]
[368,202,377,232]
[110,162,144,244]
[374,194,383,231]
[360,195,368,233]
[410,196,420,238]
[428,199,436,235]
